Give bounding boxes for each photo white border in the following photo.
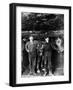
[16,6,69,84]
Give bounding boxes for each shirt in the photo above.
[43,42,51,52]
[25,40,38,53]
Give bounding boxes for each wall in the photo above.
[0,0,72,90]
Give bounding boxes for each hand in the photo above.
[27,50,29,53]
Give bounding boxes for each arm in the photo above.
[25,42,29,53]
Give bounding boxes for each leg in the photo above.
[29,54,32,74]
[32,56,36,74]
[37,56,41,73]
[47,52,52,75]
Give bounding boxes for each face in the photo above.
[45,38,49,42]
[29,36,33,41]
[56,37,62,46]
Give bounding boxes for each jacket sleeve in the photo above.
[25,42,29,52]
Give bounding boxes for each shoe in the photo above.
[49,72,54,76]
[29,72,33,75]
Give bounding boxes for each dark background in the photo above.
[21,12,64,32]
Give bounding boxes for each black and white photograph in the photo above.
[10,3,71,86]
[21,12,64,77]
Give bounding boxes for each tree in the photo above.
[22,13,64,31]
